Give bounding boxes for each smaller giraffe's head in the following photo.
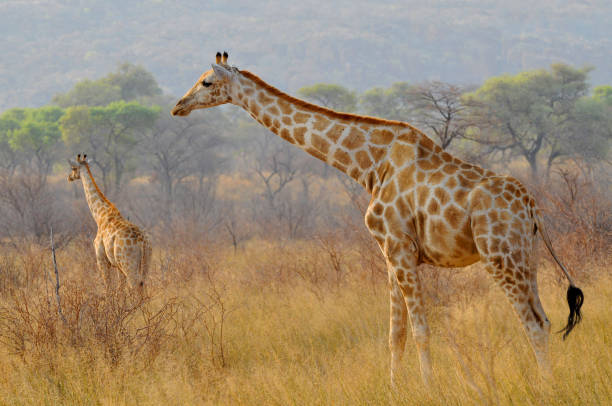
[67,154,89,182]
[171,51,238,116]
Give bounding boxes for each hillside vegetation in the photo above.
[2,0,612,111]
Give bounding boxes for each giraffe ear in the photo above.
[211,63,233,81]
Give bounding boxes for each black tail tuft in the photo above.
[558,285,584,340]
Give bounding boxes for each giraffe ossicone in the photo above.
[68,153,151,294]
[172,52,584,385]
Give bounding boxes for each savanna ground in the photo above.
[0,181,610,406]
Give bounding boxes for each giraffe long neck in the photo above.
[232,71,422,192]
[80,165,117,225]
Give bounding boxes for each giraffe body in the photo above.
[172,53,582,385]
[69,155,151,292]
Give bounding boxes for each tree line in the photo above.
[0,62,610,243]
[299,64,611,179]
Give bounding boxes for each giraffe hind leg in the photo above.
[94,237,116,292]
[480,250,551,375]
[397,265,433,386]
[125,243,148,296]
[388,269,408,387]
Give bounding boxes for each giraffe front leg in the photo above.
[385,236,432,386]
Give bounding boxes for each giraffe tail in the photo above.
[534,214,584,340]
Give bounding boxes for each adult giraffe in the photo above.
[171,52,583,385]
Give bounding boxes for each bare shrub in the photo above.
[0,287,59,361]
[0,253,21,292]
[190,270,232,369]
[0,231,245,377]
[541,167,612,280]
[443,298,515,405]
[0,271,178,369]
[315,231,347,289]
[0,173,78,245]
[222,201,253,254]
[154,246,235,370]
[66,283,178,366]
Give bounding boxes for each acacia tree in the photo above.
[360,82,416,121]
[561,96,612,170]
[103,62,162,101]
[53,62,161,107]
[53,80,122,107]
[56,63,163,195]
[298,83,357,112]
[0,107,67,241]
[60,101,159,195]
[464,64,593,179]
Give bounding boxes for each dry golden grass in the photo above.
[0,238,610,405]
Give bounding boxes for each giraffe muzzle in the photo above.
[171,101,190,116]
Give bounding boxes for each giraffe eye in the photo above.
[202,81,212,87]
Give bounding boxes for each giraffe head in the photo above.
[171,51,239,116]
[67,154,89,182]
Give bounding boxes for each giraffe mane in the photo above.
[83,164,119,211]
[239,70,423,132]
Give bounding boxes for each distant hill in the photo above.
[2,0,611,111]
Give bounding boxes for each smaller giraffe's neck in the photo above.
[80,165,118,225]
[231,71,420,192]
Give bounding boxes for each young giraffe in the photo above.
[68,154,151,294]
[172,52,584,385]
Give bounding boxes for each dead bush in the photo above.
[0,276,178,369]
[542,168,612,280]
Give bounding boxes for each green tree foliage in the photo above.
[298,84,357,112]
[563,96,612,163]
[593,85,612,106]
[0,106,64,179]
[104,63,162,101]
[53,80,122,107]
[360,82,416,121]
[53,63,161,108]
[464,63,594,178]
[0,111,23,174]
[60,101,159,194]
